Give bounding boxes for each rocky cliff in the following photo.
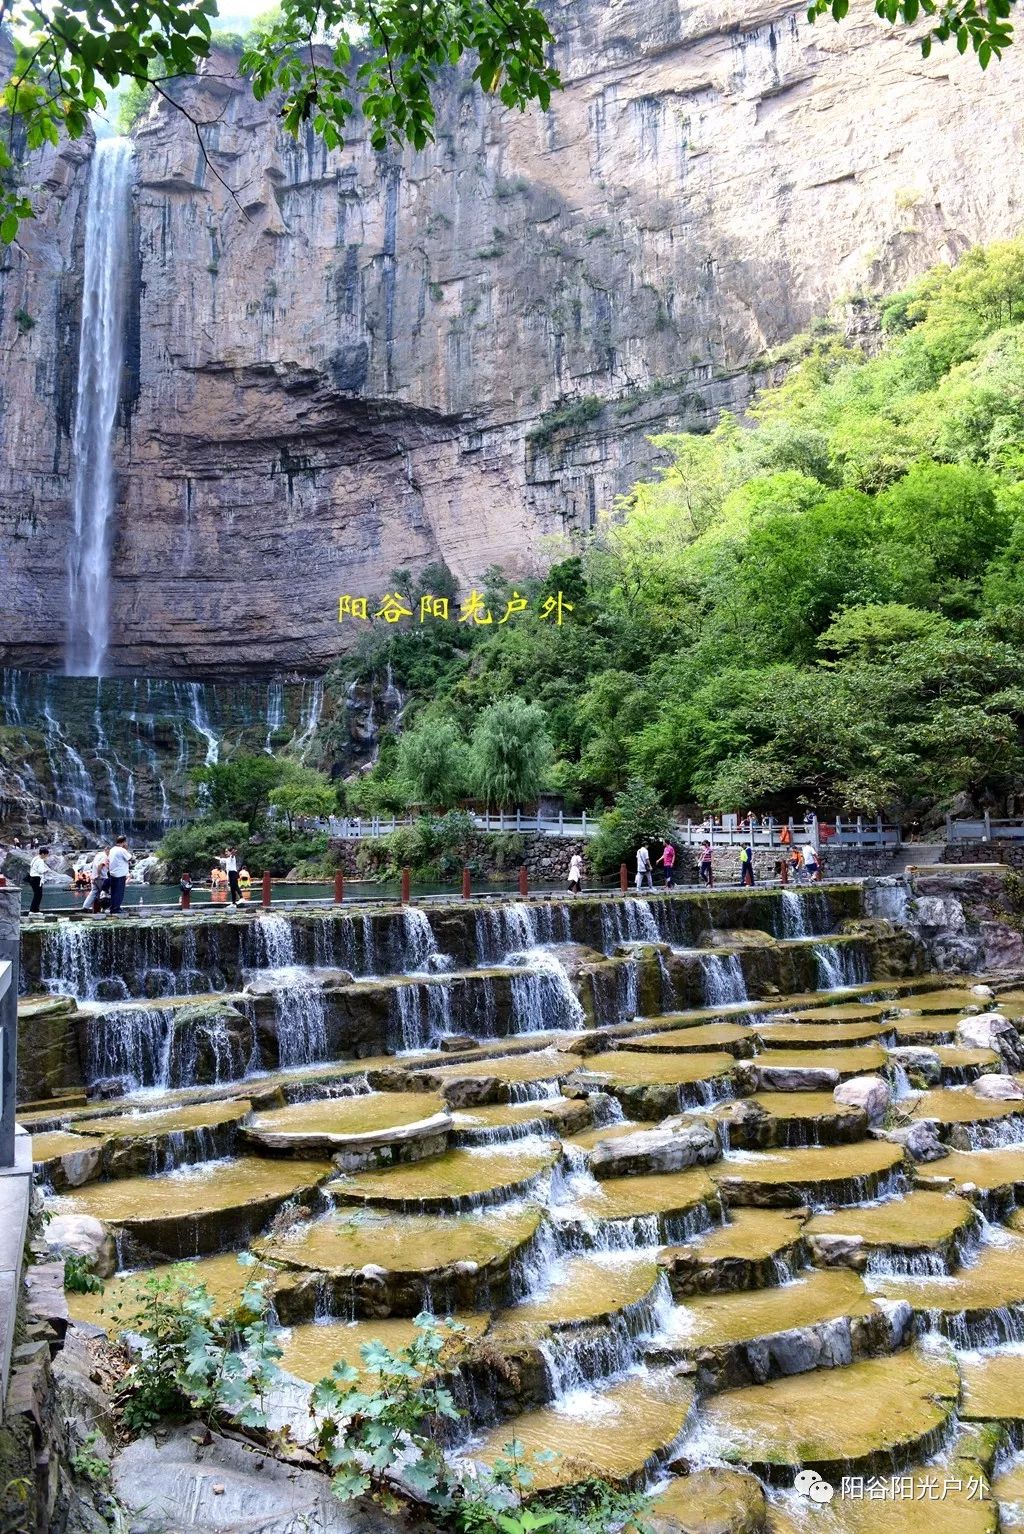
[2,0,1024,677]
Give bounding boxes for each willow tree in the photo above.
[470,697,551,809]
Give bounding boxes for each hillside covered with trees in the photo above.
[330,239,1024,831]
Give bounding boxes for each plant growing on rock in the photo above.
[308,1315,650,1534]
[309,1312,464,1509]
[63,1253,104,1295]
[111,1257,281,1434]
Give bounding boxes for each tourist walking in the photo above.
[83,847,109,912]
[107,837,132,916]
[789,846,806,883]
[567,851,583,894]
[27,847,50,913]
[658,841,677,888]
[739,843,755,887]
[636,844,653,890]
[218,846,241,905]
[698,840,713,887]
[804,845,821,882]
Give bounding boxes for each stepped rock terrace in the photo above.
[22,881,1024,1526]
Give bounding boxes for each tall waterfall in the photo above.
[65,137,134,678]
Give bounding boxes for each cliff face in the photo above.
[2,0,1024,677]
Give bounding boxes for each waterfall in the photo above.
[814,942,869,990]
[264,682,285,753]
[865,881,910,923]
[40,689,101,828]
[779,891,806,939]
[397,908,439,972]
[186,682,220,766]
[65,137,135,677]
[271,970,329,1069]
[699,953,748,1007]
[600,898,661,952]
[506,949,585,1033]
[245,914,296,968]
[294,679,324,756]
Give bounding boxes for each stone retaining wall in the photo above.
[328,832,589,883]
[941,841,1024,869]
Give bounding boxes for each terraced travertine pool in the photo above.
[21,884,1024,1529]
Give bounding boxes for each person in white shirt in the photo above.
[107,837,132,915]
[27,847,50,914]
[567,852,583,894]
[217,847,241,906]
[636,844,653,890]
[83,848,109,912]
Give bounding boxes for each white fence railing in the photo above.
[947,815,1024,842]
[323,812,901,850]
[325,811,594,840]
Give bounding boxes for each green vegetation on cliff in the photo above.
[334,240,1024,826]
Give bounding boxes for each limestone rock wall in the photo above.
[3,0,1024,676]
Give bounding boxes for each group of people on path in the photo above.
[26,838,134,915]
[26,843,250,915]
[627,837,823,893]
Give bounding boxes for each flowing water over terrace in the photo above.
[28,882,1024,1516]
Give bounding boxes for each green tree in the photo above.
[268,765,336,836]
[156,817,249,878]
[470,697,551,808]
[590,778,672,874]
[192,755,285,829]
[396,715,469,808]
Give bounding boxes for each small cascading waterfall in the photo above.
[244,914,296,969]
[84,1003,253,1091]
[537,1270,676,1400]
[776,889,833,940]
[600,897,661,953]
[779,890,807,940]
[698,952,748,1007]
[293,678,324,757]
[39,689,103,829]
[476,903,536,964]
[813,942,870,990]
[394,908,439,972]
[271,971,329,1069]
[506,949,586,1033]
[186,681,220,767]
[865,880,911,924]
[65,137,135,679]
[264,682,285,753]
[389,981,454,1052]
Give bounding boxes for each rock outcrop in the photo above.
[5,0,1024,674]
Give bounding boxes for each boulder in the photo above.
[112,1423,389,1532]
[971,984,995,999]
[45,1214,116,1279]
[873,1121,948,1162]
[652,1468,766,1534]
[735,1062,839,1093]
[833,1075,890,1123]
[972,1073,1024,1101]
[806,1233,866,1271]
[439,1034,477,1053]
[591,1123,720,1181]
[886,1046,942,1087]
[956,1012,1024,1070]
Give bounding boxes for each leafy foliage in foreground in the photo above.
[111,1258,281,1433]
[107,1287,646,1534]
[333,240,1024,830]
[0,0,557,241]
